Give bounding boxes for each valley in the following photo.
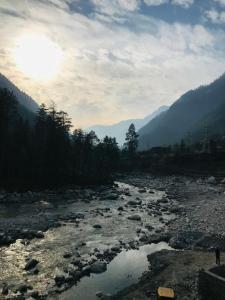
[1,174,225,300]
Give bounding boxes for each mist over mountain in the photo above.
[87,106,168,145]
[0,73,39,113]
[138,73,225,150]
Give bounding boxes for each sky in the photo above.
[0,0,225,128]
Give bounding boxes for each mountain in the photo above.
[138,73,225,150]
[87,106,168,145]
[0,73,39,113]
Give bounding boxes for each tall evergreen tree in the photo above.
[124,123,139,157]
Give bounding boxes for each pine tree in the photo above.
[124,123,139,157]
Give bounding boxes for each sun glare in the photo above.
[14,35,63,81]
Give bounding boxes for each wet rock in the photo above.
[169,231,203,249]
[93,224,102,229]
[69,270,82,280]
[117,206,124,211]
[39,200,53,209]
[96,291,103,298]
[138,188,146,193]
[89,261,107,274]
[63,252,72,258]
[2,283,8,295]
[139,234,149,242]
[169,205,184,213]
[29,291,39,299]
[127,200,141,206]
[207,176,216,184]
[107,193,119,200]
[81,266,91,276]
[128,214,141,221]
[136,227,141,233]
[24,258,39,271]
[71,259,83,268]
[75,213,85,219]
[54,275,66,287]
[145,224,154,231]
[34,231,44,239]
[221,178,225,184]
[111,246,120,252]
[16,284,32,293]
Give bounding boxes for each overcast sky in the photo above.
[1,0,225,127]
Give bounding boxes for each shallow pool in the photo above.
[53,242,172,300]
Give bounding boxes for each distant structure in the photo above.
[199,265,225,300]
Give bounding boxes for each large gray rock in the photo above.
[89,261,107,274]
[128,214,141,221]
[207,176,216,184]
[127,200,141,206]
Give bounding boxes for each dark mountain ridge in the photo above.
[0,73,39,113]
[138,73,225,150]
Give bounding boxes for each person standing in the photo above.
[215,247,221,265]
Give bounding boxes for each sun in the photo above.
[14,34,63,81]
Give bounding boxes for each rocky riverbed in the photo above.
[1,174,225,300]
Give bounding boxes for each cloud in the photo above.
[144,0,194,7]
[143,0,168,6]
[90,0,140,16]
[0,0,224,128]
[214,0,225,6]
[171,0,194,8]
[205,9,225,24]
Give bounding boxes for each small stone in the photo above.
[93,224,102,229]
[24,259,39,271]
[96,291,103,298]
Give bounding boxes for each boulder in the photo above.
[54,275,66,287]
[117,206,124,211]
[107,193,119,200]
[89,261,107,274]
[207,176,216,184]
[128,214,141,221]
[127,200,141,206]
[34,231,44,239]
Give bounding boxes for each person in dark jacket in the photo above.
[215,247,221,265]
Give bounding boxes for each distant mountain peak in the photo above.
[86,106,168,145]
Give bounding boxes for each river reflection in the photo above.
[52,242,172,300]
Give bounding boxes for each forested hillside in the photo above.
[138,74,225,150]
[0,88,120,189]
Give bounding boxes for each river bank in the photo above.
[114,173,225,300]
[1,173,225,300]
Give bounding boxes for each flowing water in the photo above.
[0,182,176,299]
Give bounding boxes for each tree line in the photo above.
[0,88,139,190]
